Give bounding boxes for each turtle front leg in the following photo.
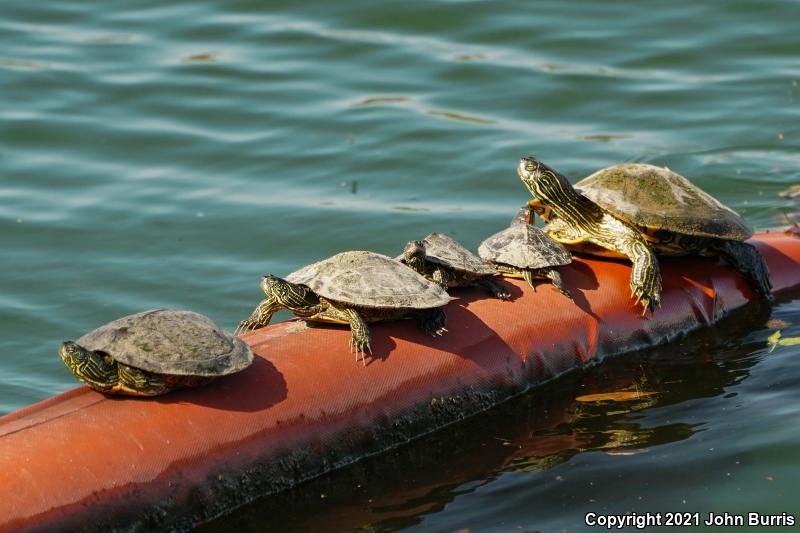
[712,240,773,301]
[430,266,451,290]
[236,297,281,334]
[319,300,372,365]
[522,268,537,290]
[522,268,571,299]
[617,235,662,315]
[544,268,572,299]
[475,276,512,300]
[117,363,173,396]
[413,307,448,337]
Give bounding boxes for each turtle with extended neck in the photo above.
[518,156,772,314]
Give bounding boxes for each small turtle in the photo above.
[478,207,573,298]
[59,309,254,396]
[236,251,449,363]
[398,233,511,300]
[518,157,772,314]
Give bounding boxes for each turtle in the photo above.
[478,206,573,298]
[517,156,772,314]
[58,309,254,396]
[236,251,450,363]
[397,233,511,300]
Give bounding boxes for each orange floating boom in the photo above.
[1,232,798,531]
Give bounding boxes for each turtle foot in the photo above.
[545,269,572,300]
[418,308,448,337]
[235,319,259,335]
[477,277,512,300]
[350,335,372,366]
[631,286,660,317]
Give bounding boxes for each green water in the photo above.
[2,0,799,530]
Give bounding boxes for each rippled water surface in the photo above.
[2,0,799,529]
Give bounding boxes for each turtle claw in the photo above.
[351,337,371,365]
[235,320,254,335]
[630,288,657,317]
[633,291,643,307]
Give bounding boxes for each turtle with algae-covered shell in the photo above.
[478,206,573,298]
[59,309,254,396]
[236,251,450,363]
[398,233,511,300]
[518,157,772,314]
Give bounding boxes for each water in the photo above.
[1,0,799,529]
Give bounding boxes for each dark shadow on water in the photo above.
[198,295,783,532]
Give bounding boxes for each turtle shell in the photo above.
[576,164,753,240]
[418,233,496,275]
[77,309,254,376]
[479,224,572,269]
[509,205,532,227]
[286,251,450,309]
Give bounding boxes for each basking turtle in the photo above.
[478,208,573,298]
[59,309,254,396]
[398,233,511,300]
[518,157,772,314]
[236,251,449,363]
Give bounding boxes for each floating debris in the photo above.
[767,319,791,329]
[767,330,800,353]
[577,133,632,142]
[352,96,409,106]
[0,58,50,70]
[182,52,218,63]
[426,109,494,125]
[392,206,430,212]
[451,53,487,61]
[575,391,658,402]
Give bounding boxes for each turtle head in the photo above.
[401,240,426,261]
[260,274,316,306]
[517,157,577,206]
[59,340,88,369]
[400,240,428,273]
[59,341,118,391]
[260,274,295,301]
[260,274,288,294]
